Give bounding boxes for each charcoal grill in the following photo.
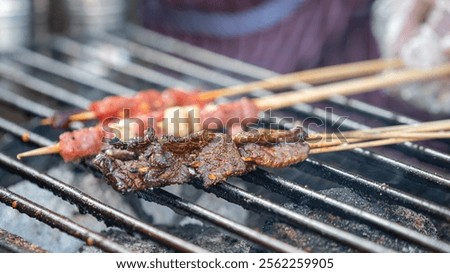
[0,23,449,253]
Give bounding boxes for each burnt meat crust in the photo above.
[93,128,309,193]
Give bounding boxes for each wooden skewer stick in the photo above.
[308,119,450,148]
[16,143,60,160]
[328,119,450,138]
[200,58,403,100]
[308,132,450,149]
[254,63,450,110]
[42,111,98,124]
[53,58,405,123]
[308,119,450,141]
[309,136,439,154]
[40,118,54,125]
[66,111,98,122]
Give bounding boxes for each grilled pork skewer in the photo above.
[43,59,447,127]
[41,88,209,128]
[16,117,450,192]
[20,98,259,161]
[17,105,450,162]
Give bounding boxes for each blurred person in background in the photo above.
[141,0,378,73]
[141,0,449,117]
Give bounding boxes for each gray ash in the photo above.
[0,163,139,252]
[263,188,438,252]
[80,224,255,253]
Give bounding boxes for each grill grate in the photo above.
[0,228,46,253]
[0,184,130,253]
[0,24,449,253]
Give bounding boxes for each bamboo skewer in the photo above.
[41,111,97,125]
[307,132,450,149]
[308,119,450,149]
[307,119,450,147]
[199,58,403,100]
[254,63,450,110]
[332,119,450,137]
[309,136,439,154]
[64,111,97,123]
[16,143,60,160]
[46,58,405,124]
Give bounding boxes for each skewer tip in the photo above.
[69,111,97,122]
[16,144,61,160]
[40,117,54,126]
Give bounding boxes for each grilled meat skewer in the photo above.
[92,128,309,192]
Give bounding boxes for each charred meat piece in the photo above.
[93,128,309,193]
[233,127,307,144]
[44,109,85,128]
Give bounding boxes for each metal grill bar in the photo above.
[0,153,208,253]
[396,142,450,168]
[302,159,450,220]
[99,32,243,87]
[0,228,47,253]
[0,88,55,118]
[139,189,304,253]
[0,186,131,253]
[12,48,136,96]
[345,149,450,189]
[243,169,450,252]
[0,62,91,109]
[0,117,54,147]
[125,24,275,80]
[328,95,418,125]
[52,37,191,89]
[193,181,394,253]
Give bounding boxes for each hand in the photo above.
[372,0,450,115]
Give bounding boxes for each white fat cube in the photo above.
[163,105,201,137]
[110,119,140,141]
